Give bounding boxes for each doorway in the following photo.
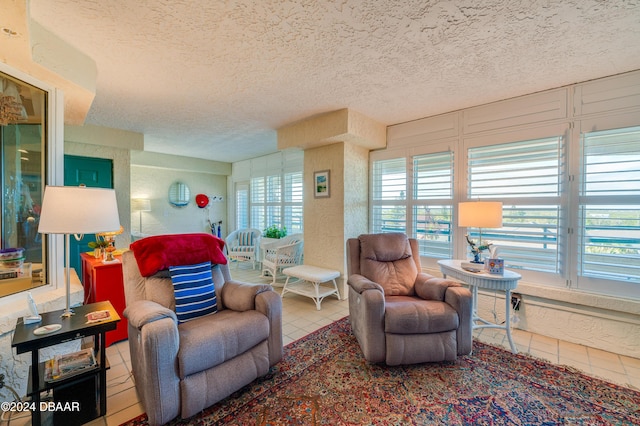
[64,154,114,277]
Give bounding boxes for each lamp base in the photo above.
[60,309,74,318]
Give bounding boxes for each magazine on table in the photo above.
[85,309,112,323]
[44,348,97,382]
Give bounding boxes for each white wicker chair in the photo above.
[225,228,261,269]
[261,235,304,285]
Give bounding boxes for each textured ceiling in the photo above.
[28,0,640,163]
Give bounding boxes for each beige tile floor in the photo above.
[85,263,640,426]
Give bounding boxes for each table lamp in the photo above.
[38,186,121,318]
[458,201,503,263]
[131,198,151,234]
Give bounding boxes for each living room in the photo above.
[0,1,639,425]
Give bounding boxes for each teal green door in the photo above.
[64,155,114,281]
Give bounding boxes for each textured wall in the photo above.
[130,165,227,238]
[343,143,369,246]
[278,109,386,151]
[473,286,640,358]
[303,142,369,298]
[304,143,345,271]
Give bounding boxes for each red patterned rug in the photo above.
[121,316,640,425]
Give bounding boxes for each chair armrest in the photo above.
[221,280,273,311]
[124,300,180,425]
[414,274,473,355]
[255,290,284,366]
[347,274,384,294]
[347,274,386,363]
[444,285,472,315]
[414,273,461,301]
[124,300,177,328]
[444,285,473,356]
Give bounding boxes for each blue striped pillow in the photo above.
[169,261,218,323]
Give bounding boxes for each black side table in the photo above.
[12,300,120,425]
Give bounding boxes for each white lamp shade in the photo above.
[131,198,151,212]
[38,186,121,234]
[458,201,503,228]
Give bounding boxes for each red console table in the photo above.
[81,252,128,346]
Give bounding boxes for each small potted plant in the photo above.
[88,237,109,259]
[263,225,287,239]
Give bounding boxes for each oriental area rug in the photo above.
[121,317,640,425]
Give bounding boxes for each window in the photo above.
[380,74,640,299]
[371,152,454,259]
[284,171,303,233]
[371,158,406,234]
[467,137,563,273]
[235,183,249,229]
[238,158,303,234]
[579,126,640,285]
[250,175,271,231]
[265,174,281,227]
[413,152,454,258]
[0,71,48,298]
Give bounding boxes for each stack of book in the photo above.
[44,348,97,382]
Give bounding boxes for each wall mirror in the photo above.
[168,181,190,207]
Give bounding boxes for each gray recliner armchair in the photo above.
[122,234,283,425]
[346,233,472,365]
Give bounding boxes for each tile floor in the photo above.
[86,264,640,426]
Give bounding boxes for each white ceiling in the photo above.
[28,0,640,163]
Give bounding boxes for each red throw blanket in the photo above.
[130,233,227,277]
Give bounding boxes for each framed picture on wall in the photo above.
[314,170,330,198]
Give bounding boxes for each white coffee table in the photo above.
[438,259,521,353]
[281,265,341,310]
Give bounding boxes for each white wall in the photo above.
[130,165,227,238]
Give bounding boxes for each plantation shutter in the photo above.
[371,158,406,233]
[235,183,249,230]
[284,171,303,233]
[467,137,563,272]
[265,174,281,227]
[413,152,454,258]
[250,177,266,231]
[579,126,640,283]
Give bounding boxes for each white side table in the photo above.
[438,259,521,353]
[282,265,341,310]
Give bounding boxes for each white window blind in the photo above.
[372,158,406,233]
[413,152,454,258]
[266,175,281,203]
[579,126,640,283]
[284,171,303,232]
[235,183,249,230]
[250,177,266,231]
[467,137,563,273]
[265,175,281,226]
[248,171,302,234]
[414,152,453,200]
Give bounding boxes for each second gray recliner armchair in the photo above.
[347,233,473,365]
